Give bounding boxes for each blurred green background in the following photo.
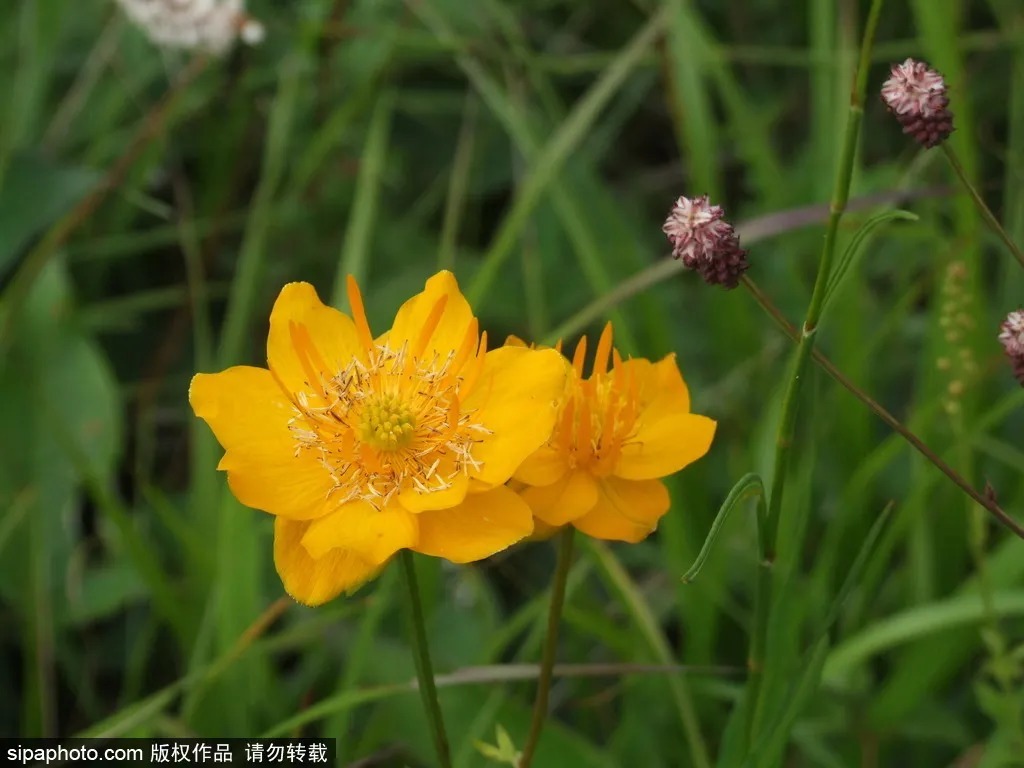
[3,0,1024,765]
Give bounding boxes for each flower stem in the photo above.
[749,0,884,747]
[741,275,1024,540]
[519,527,575,768]
[743,487,772,746]
[399,551,452,768]
[941,143,1024,272]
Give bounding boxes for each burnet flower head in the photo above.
[190,272,567,605]
[881,58,954,149]
[999,310,1024,386]
[663,195,749,289]
[116,0,265,54]
[510,322,716,542]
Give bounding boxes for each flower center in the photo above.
[286,319,491,511]
[359,392,416,451]
[557,368,639,476]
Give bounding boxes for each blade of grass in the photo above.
[824,591,1024,687]
[452,3,671,304]
[587,539,712,768]
[663,0,721,200]
[0,55,208,348]
[437,94,479,271]
[330,89,395,309]
[216,54,302,367]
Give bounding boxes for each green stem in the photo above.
[750,0,884,745]
[763,0,882,549]
[519,527,575,768]
[941,144,1024,272]
[742,275,1024,540]
[744,488,773,748]
[399,551,452,768]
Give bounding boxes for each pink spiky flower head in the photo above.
[662,195,749,289]
[999,310,1024,386]
[881,58,954,149]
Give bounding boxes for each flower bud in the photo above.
[881,58,954,149]
[662,195,749,289]
[999,310,1024,386]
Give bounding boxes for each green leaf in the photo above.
[824,592,1024,688]
[822,208,918,311]
[742,638,830,768]
[681,473,767,584]
[474,724,521,766]
[0,151,98,280]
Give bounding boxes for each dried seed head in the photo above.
[999,309,1024,386]
[881,58,954,149]
[116,0,264,54]
[662,195,749,289]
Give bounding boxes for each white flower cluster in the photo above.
[115,0,264,55]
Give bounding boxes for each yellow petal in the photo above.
[513,444,569,486]
[386,271,475,362]
[189,367,332,519]
[572,477,670,543]
[617,414,716,480]
[631,354,691,414]
[266,282,364,398]
[521,470,599,526]
[414,485,533,563]
[274,518,381,606]
[528,517,561,542]
[397,468,469,513]
[462,346,568,486]
[301,500,417,565]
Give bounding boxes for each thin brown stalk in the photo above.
[741,275,1024,540]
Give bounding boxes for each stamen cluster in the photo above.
[288,340,489,509]
[556,337,639,477]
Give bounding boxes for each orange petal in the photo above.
[413,486,533,563]
[513,445,570,487]
[572,477,670,543]
[616,413,716,480]
[274,517,381,606]
[386,271,475,364]
[520,469,599,526]
[571,334,588,376]
[345,274,374,352]
[267,282,364,398]
[461,346,568,486]
[189,367,332,519]
[592,322,614,376]
[301,500,417,565]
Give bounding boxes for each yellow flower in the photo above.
[512,323,716,542]
[189,271,567,605]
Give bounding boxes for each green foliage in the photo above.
[3,0,1024,766]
